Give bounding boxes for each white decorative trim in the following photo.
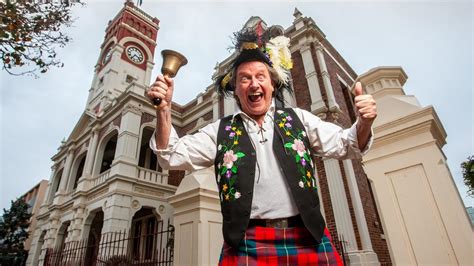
[315,42,340,112]
[343,160,375,251]
[317,42,355,83]
[118,35,154,62]
[323,159,358,251]
[299,44,327,114]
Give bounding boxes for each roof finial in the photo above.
[293,8,303,19]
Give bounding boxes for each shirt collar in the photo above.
[232,99,276,123]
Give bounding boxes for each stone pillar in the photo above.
[169,168,223,266]
[323,159,358,251]
[58,148,75,193]
[343,159,380,265]
[111,103,141,179]
[360,66,472,265]
[145,61,155,85]
[315,43,339,112]
[44,215,61,248]
[83,127,99,178]
[299,44,327,113]
[26,227,46,266]
[42,165,57,206]
[101,196,132,233]
[69,203,87,241]
[212,92,219,121]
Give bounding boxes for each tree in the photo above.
[461,156,474,197]
[0,0,83,77]
[0,198,32,266]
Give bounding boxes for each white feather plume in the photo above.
[266,36,293,85]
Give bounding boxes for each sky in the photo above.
[1,0,472,213]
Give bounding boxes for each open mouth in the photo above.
[248,92,263,102]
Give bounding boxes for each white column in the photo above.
[282,81,297,107]
[315,43,340,112]
[43,165,57,205]
[323,159,357,251]
[212,93,219,121]
[59,148,74,192]
[115,105,141,164]
[299,45,327,113]
[84,127,99,177]
[111,104,141,179]
[145,61,155,85]
[314,163,325,219]
[343,159,374,251]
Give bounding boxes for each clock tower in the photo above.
[86,0,159,115]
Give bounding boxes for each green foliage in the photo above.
[0,0,82,77]
[461,156,474,197]
[0,198,32,265]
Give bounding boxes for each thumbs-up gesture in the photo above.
[354,82,377,125]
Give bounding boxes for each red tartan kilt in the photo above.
[219,226,343,266]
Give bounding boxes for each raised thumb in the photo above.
[354,82,363,96]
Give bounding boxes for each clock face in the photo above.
[102,47,113,64]
[126,46,144,64]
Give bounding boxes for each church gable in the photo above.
[67,112,93,142]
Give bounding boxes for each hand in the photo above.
[146,75,174,110]
[354,82,377,125]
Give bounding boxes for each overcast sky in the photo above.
[1,0,472,213]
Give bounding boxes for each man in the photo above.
[147,22,376,265]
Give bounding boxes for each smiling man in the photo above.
[147,20,376,265]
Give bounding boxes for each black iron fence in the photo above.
[43,221,174,266]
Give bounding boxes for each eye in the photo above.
[240,76,249,83]
[257,74,265,81]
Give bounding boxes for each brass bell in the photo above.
[161,49,188,78]
[153,50,188,106]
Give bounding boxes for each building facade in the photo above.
[26,2,397,265]
[22,180,49,255]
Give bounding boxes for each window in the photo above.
[131,208,159,261]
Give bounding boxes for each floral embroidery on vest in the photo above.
[217,118,245,201]
[275,110,317,190]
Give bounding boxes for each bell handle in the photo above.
[153,73,171,108]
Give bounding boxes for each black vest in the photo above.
[214,108,326,249]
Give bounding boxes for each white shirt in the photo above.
[150,103,372,219]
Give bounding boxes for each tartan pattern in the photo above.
[219,227,343,265]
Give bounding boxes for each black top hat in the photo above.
[215,18,293,98]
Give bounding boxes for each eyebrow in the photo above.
[237,69,266,76]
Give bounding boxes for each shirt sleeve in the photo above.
[149,120,219,171]
[294,108,373,160]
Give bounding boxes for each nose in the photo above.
[249,76,260,88]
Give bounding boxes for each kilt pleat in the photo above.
[219,227,343,266]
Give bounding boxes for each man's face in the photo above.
[234,61,274,124]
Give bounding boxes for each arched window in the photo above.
[99,134,117,174]
[56,221,70,249]
[131,207,159,261]
[138,127,160,172]
[84,211,104,265]
[32,230,46,265]
[53,169,63,193]
[48,168,63,203]
[72,156,86,190]
[67,153,86,192]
